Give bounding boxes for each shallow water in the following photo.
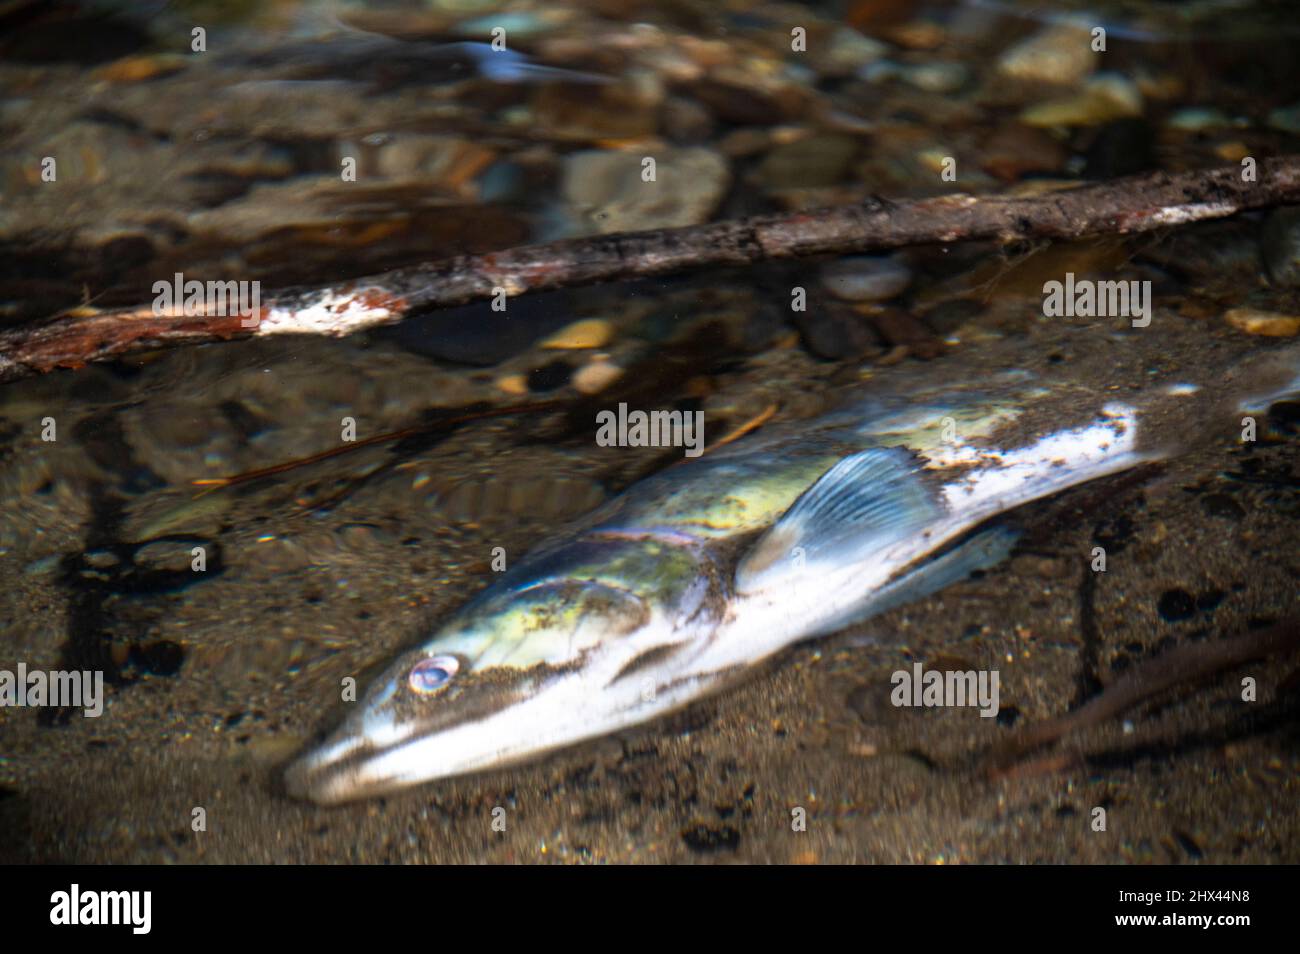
[1,0,1297,863]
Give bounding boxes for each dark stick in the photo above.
[3,156,1298,384]
[986,617,1300,777]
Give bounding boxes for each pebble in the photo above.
[1223,307,1300,338]
[820,27,890,77]
[561,147,730,234]
[1213,141,1251,163]
[884,20,947,51]
[861,61,968,94]
[95,54,186,83]
[496,373,529,396]
[1165,108,1232,132]
[905,62,969,94]
[572,356,625,394]
[1021,74,1143,128]
[23,554,63,578]
[540,319,614,349]
[793,304,881,360]
[1019,71,1144,128]
[820,256,913,302]
[83,549,121,568]
[997,19,1098,86]
[134,538,207,573]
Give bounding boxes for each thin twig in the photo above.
[3,157,1298,384]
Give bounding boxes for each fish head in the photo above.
[286,535,717,804]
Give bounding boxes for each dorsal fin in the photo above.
[735,447,942,594]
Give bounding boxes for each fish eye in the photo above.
[409,655,460,694]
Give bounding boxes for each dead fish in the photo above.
[287,345,1300,803]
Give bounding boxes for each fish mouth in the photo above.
[285,722,516,805]
[284,704,517,805]
[284,725,405,806]
[284,673,585,805]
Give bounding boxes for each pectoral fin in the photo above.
[735,447,941,595]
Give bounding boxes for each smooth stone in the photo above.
[820,27,890,76]
[134,538,206,573]
[540,319,614,349]
[820,256,913,302]
[496,373,528,396]
[24,554,63,577]
[906,62,969,93]
[997,19,1097,86]
[1166,108,1232,132]
[1021,74,1143,128]
[561,147,730,233]
[859,60,967,92]
[1223,307,1300,337]
[572,357,624,394]
[793,305,881,360]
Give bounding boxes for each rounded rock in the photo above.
[820,256,913,302]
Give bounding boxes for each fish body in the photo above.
[287,351,1300,804]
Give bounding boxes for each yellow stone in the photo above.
[96,54,186,83]
[1224,307,1300,337]
[496,373,529,396]
[1214,141,1251,162]
[1021,75,1143,128]
[541,319,614,349]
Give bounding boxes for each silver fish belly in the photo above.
[286,350,1300,804]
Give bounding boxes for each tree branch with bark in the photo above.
[2,156,1297,385]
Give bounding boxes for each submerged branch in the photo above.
[986,617,1300,778]
[3,156,1299,384]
